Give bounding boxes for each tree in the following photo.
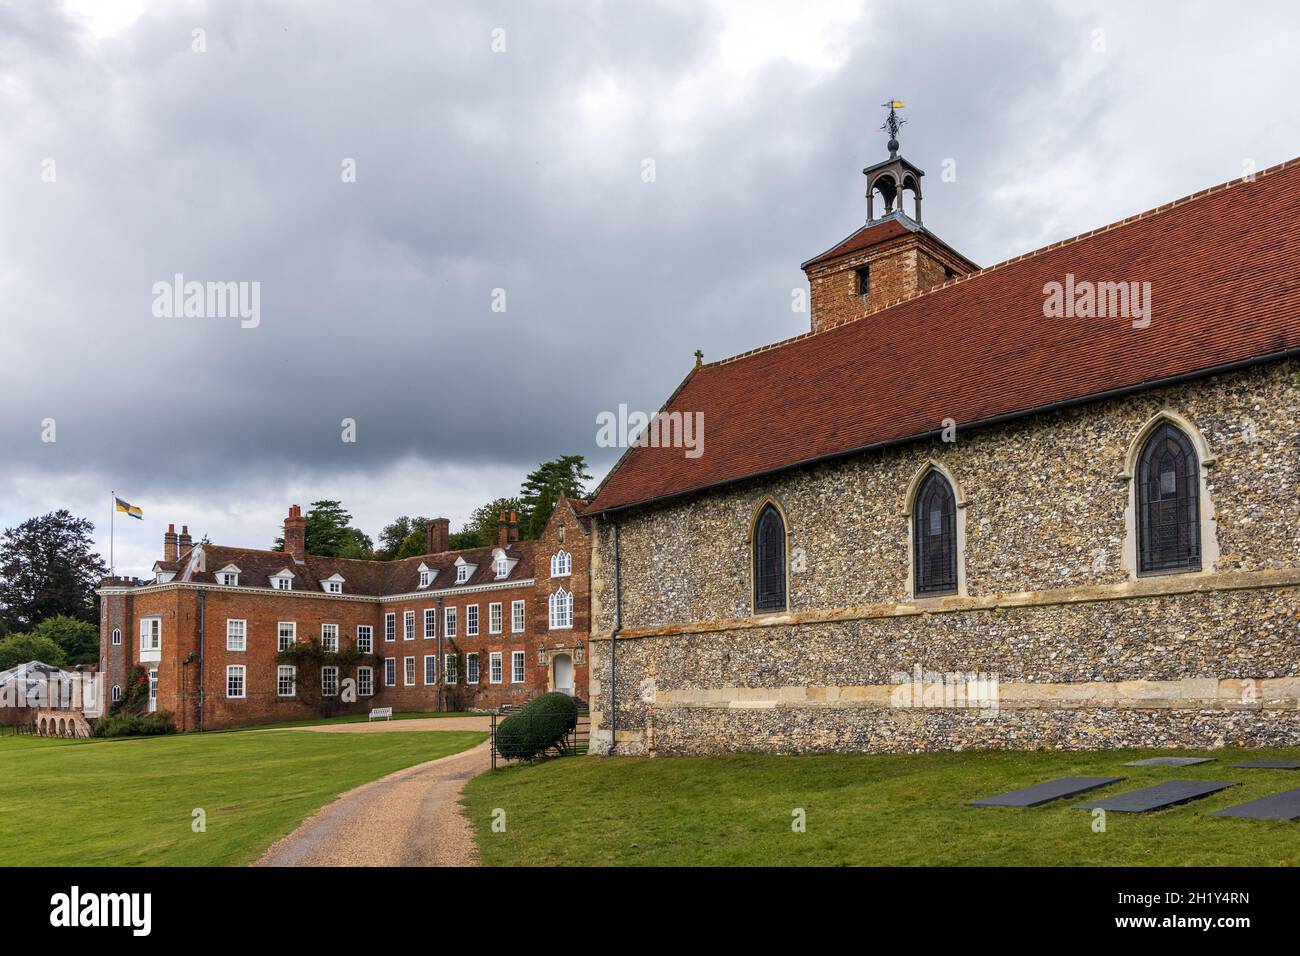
[375,515,432,561]
[376,503,524,559]
[448,529,484,550]
[30,615,98,666]
[335,527,376,560]
[0,632,67,670]
[391,529,426,559]
[519,456,591,539]
[272,501,374,558]
[0,511,107,632]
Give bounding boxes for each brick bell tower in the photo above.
[801,100,978,332]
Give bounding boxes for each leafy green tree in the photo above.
[519,456,591,539]
[0,632,67,670]
[376,516,430,560]
[375,515,450,560]
[0,511,107,632]
[389,528,425,559]
[448,529,484,550]
[30,615,98,666]
[272,501,374,558]
[376,501,525,559]
[335,526,375,560]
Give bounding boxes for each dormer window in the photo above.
[215,564,241,587]
[417,563,435,588]
[491,548,512,580]
[321,572,345,595]
[453,556,476,584]
[270,569,294,591]
[152,560,177,584]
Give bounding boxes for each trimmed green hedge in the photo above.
[526,692,579,731]
[495,693,579,762]
[93,710,177,738]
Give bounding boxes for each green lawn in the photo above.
[462,747,1300,866]
[221,710,476,732]
[0,729,486,866]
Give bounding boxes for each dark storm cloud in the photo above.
[3,0,1299,513]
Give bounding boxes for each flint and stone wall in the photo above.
[588,359,1300,755]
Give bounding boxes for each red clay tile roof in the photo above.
[800,213,980,271]
[182,541,535,595]
[589,158,1300,515]
[801,216,914,268]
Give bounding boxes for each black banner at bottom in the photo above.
[2,865,1281,941]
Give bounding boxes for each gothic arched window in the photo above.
[550,550,572,577]
[914,471,957,596]
[548,588,573,629]
[753,503,787,613]
[1137,422,1201,573]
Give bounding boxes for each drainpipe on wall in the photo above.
[610,523,622,752]
[196,590,206,732]
[436,596,444,712]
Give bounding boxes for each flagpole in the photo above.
[110,490,115,577]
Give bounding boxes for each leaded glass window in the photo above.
[1137,423,1201,573]
[753,504,787,612]
[914,471,957,596]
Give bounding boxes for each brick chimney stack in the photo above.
[284,505,307,562]
[178,525,193,556]
[497,510,509,547]
[425,517,450,555]
[508,510,519,543]
[164,523,178,561]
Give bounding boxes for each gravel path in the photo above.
[255,738,491,867]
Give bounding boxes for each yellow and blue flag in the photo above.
[115,497,143,520]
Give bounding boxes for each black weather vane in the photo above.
[880,99,905,157]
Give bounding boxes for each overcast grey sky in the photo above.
[2,0,1298,576]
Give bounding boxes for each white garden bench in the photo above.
[368,707,393,722]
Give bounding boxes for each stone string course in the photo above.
[587,360,1300,755]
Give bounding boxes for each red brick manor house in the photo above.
[97,500,590,730]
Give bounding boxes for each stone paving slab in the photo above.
[1074,780,1235,812]
[1123,756,1215,767]
[1232,759,1300,770]
[970,776,1124,808]
[1213,787,1300,821]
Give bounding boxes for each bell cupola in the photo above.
[863,100,925,222]
[800,100,978,333]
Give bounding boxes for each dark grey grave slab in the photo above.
[969,776,1124,808]
[1073,780,1235,812]
[1213,787,1300,821]
[1123,756,1215,767]
[1232,760,1300,770]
